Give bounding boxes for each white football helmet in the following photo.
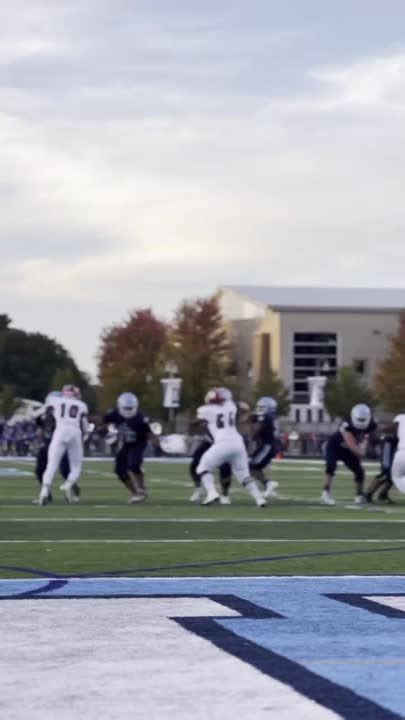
[117,392,139,419]
[62,385,81,400]
[350,403,371,430]
[255,396,278,419]
[204,387,231,404]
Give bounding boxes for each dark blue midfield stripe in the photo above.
[2,545,405,581]
[326,593,405,619]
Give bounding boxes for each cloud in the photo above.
[2,1,405,373]
[311,53,405,109]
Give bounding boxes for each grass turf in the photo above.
[1,458,405,577]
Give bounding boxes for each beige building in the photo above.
[219,286,405,424]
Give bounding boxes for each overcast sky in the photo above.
[2,0,405,377]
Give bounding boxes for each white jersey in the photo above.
[395,414,405,450]
[46,395,88,434]
[197,400,239,443]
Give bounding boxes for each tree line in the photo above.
[1,300,404,421]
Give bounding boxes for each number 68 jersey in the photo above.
[196,400,239,443]
[45,395,88,434]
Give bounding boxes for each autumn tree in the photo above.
[324,366,376,420]
[98,308,167,413]
[376,311,405,413]
[170,294,230,411]
[254,369,290,417]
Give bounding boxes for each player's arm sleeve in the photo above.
[196,406,209,421]
[80,404,90,435]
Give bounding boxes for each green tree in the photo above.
[0,384,19,420]
[375,312,405,414]
[170,294,230,411]
[254,369,291,417]
[0,318,88,401]
[0,314,11,331]
[97,308,167,415]
[52,368,78,390]
[324,366,376,420]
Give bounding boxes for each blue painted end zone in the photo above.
[2,576,405,719]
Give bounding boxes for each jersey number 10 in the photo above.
[60,404,79,419]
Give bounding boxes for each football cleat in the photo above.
[190,488,203,503]
[38,487,50,506]
[219,495,232,505]
[255,496,267,508]
[321,490,336,506]
[354,494,366,506]
[128,494,147,504]
[264,480,279,498]
[202,490,220,505]
[59,482,73,504]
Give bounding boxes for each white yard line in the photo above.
[2,517,405,523]
[0,539,403,544]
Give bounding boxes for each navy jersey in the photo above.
[380,434,398,471]
[329,417,377,450]
[103,409,150,449]
[251,413,275,449]
[36,411,56,442]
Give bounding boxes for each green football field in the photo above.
[1,457,405,578]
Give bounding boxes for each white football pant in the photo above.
[197,437,250,482]
[42,428,83,491]
[392,449,405,494]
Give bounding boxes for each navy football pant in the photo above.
[325,444,364,483]
[115,445,145,483]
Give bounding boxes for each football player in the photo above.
[321,403,377,506]
[190,387,232,505]
[34,392,81,504]
[103,392,151,503]
[390,413,405,495]
[250,396,279,499]
[365,426,397,504]
[196,387,266,507]
[39,386,88,505]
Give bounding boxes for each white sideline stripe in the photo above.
[0,539,403,544]
[1,575,403,582]
[4,517,405,523]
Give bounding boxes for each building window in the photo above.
[353,358,367,375]
[295,408,301,423]
[319,409,324,423]
[293,332,337,404]
[307,408,312,423]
